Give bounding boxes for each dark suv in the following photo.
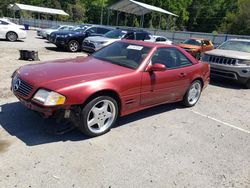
[50,25,113,52]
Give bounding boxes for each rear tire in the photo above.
[182,80,202,107]
[68,40,79,52]
[6,31,18,42]
[79,96,118,137]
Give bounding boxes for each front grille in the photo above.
[210,68,238,80]
[12,77,33,97]
[208,55,237,65]
[83,41,95,48]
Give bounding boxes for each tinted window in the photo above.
[93,42,152,69]
[156,37,167,42]
[104,29,127,39]
[124,32,135,40]
[183,39,202,46]
[203,40,210,45]
[0,20,9,25]
[97,27,111,34]
[86,27,97,33]
[136,32,150,40]
[152,48,192,69]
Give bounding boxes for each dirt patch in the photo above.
[0,140,10,153]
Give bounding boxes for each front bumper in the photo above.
[209,63,250,83]
[18,31,27,39]
[82,41,106,52]
[51,37,67,48]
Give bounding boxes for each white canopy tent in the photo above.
[108,0,178,27]
[8,3,69,17]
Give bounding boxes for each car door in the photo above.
[0,20,9,38]
[140,47,193,106]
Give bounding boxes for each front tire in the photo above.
[68,40,79,52]
[182,80,202,107]
[79,96,118,137]
[6,31,18,41]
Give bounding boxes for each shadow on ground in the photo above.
[0,101,181,146]
[0,39,24,42]
[210,78,245,89]
[45,46,66,52]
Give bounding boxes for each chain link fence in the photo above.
[7,17,250,46]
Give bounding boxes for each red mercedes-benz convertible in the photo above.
[11,40,210,137]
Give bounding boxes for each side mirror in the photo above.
[147,63,166,72]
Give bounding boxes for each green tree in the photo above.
[220,0,250,35]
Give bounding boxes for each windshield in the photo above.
[218,40,250,53]
[183,39,202,46]
[51,25,60,29]
[92,42,152,69]
[104,30,127,39]
[74,26,88,32]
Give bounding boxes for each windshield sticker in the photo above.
[127,45,143,50]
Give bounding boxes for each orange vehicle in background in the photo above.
[177,38,214,59]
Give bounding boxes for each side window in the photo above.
[0,20,9,25]
[151,48,192,69]
[86,27,97,33]
[124,32,135,40]
[203,40,210,45]
[97,28,110,34]
[135,32,150,40]
[156,37,166,42]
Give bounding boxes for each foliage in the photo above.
[219,0,250,35]
[0,0,249,35]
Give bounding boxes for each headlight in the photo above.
[33,89,66,106]
[57,35,67,38]
[237,60,250,66]
[95,41,107,45]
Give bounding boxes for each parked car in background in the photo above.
[37,25,74,39]
[149,35,172,45]
[82,28,152,52]
[177,38,214,59]
[0,18,26,41]
[11,40,210,137]
[50,25,113,52]
[203,39,250,88]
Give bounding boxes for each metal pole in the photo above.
[107,9,110,25]
[100,0,104,25]
[116,11,119,26]
[125,13,127,26]
[158,14,161,29]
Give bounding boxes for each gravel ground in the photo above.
[0,31,249,188]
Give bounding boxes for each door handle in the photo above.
[179,72,187,78]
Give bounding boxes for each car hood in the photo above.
[85,36,120,43]
[205,49,250,60]
[177,43,200,49]
[18,56,133,89]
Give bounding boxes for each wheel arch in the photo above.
[82,89,122,115]
[192,77,204,89]
[6,31,18,39]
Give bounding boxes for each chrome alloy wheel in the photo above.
[87,99,116,134]
[7,32,17,41]
[69,41,79,52]
[187,82,201,105]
